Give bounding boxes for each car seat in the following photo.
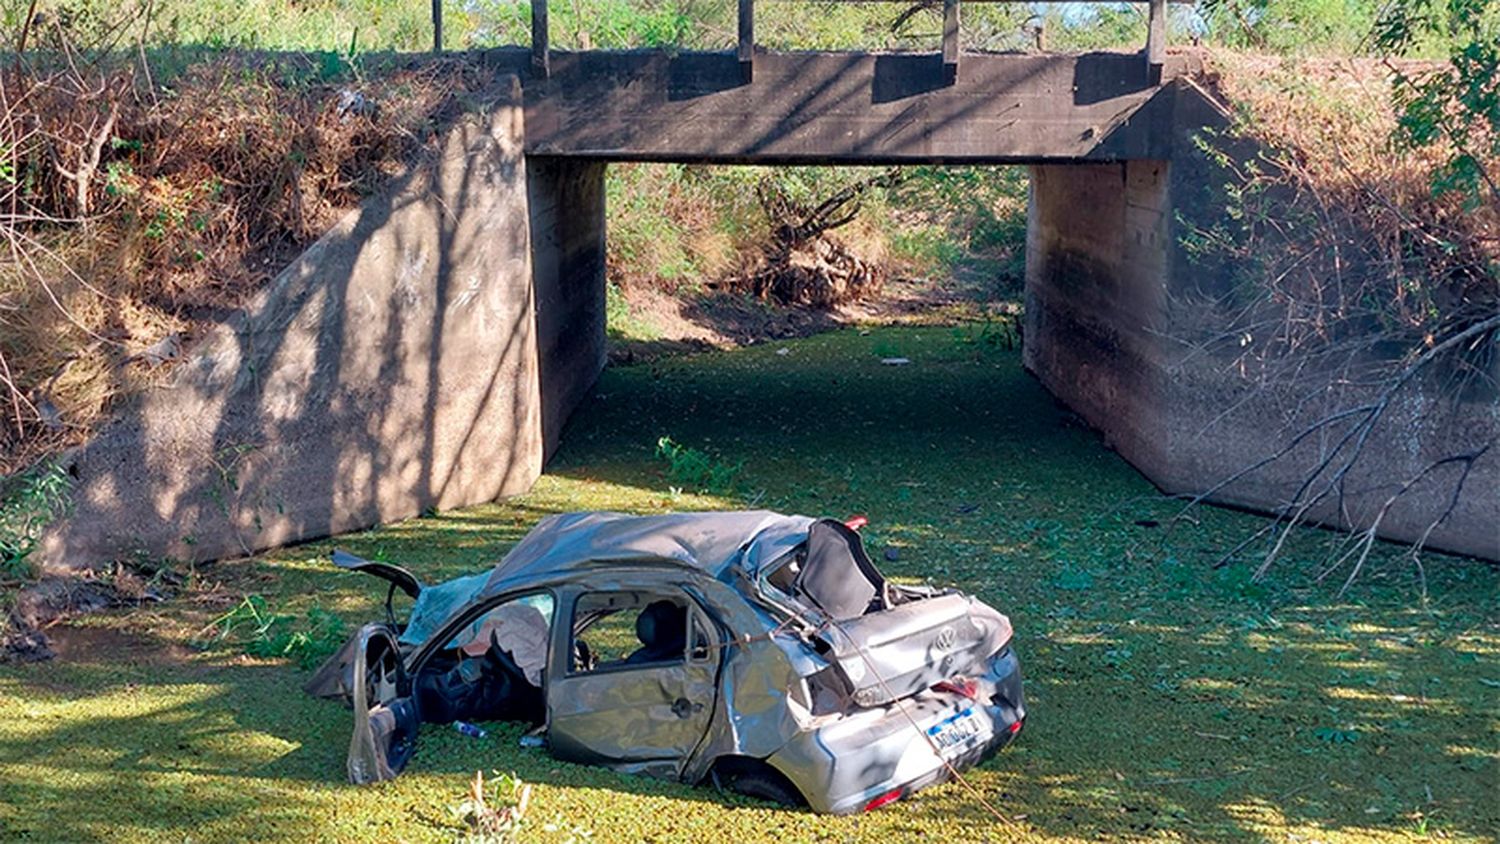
[625,600,688,665]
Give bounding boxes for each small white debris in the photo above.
[336,89,377,121]
[137,333,182,367]
[775,347,790,356]
[880,357,911,366]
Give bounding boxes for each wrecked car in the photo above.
[307,510,1026,814]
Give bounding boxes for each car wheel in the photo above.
[711,759,806,808]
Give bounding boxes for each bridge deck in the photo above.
[484,49,1200,164]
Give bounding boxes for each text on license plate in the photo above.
[927,707,981,749]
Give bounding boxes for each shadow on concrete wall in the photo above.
[40,78,544,569]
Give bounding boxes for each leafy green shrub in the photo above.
[889,227,964,278]
[952,315,1020,356]
[1376,0,1500,207]
[655,436,741,494]
[0,460,72,582]
[193,595,346,669]
[969,204,1026,254]
[884,166,1028,285]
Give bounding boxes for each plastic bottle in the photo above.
[453,720,487,739]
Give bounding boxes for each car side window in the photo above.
[571,592,696,673]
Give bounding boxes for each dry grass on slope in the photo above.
[1171,53,1498,583]
[0,51,496,474]
[1185,52,1497,374]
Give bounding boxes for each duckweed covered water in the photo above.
[1,326,1495,842]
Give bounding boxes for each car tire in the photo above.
[711,759,805,808]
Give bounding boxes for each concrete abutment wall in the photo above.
[528,159,608,459]
[38,77,610,569]
[1022,130,1498,559]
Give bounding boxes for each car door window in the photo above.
[571,592,690,673]
[446,592,554,686]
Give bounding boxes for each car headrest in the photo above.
[635,600,687,652]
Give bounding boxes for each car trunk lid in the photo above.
[816,592,1012,708]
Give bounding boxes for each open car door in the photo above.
[347,623,421,784]
[332,550,423,627]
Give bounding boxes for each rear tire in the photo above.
[710,758,806,808]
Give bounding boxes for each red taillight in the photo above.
[932,677,979,699]
[844,514,869,531]
[1008,719,1023,734]
[864,787,904,812]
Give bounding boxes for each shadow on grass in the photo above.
[0,655,344,840]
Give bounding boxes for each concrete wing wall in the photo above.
[40,78,545,568]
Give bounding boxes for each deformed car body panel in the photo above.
[331,550,422,598]
[311,510,1026,812]
[475,511,816,598]
[818,592,1014,708]
[767,646,1025,814]
[543,581,721,777]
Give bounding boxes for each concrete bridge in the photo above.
[38,38,1498,569]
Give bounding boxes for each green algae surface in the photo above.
[2,326,1495,842]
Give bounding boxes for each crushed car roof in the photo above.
[478,510,816,597]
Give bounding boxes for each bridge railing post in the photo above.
[533,0,550,79]
[942,0,960,83]
[739,0,754,82]
[1145,0,1166,83]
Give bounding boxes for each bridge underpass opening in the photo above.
[529,158,1174,480]
[519,159,1195,576]
[600,163,1032,339]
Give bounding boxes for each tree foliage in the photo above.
[1201,0,1381,53]
[1375,0,1500,206]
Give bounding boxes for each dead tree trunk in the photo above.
[739,169,902,307]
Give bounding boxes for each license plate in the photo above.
[927,707,981,750]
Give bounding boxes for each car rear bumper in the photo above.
[768,645,1025,814]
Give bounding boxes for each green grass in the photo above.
[603,282,663,343]
[2,325,1496,842]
